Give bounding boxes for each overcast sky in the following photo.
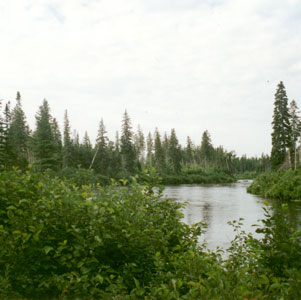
[1,0,301,157]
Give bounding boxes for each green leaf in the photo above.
[7,205,17,210]
[44,246,54,254]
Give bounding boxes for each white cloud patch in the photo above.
[1,0,301,156]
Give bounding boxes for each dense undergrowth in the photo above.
[56,166,237,186]
[161,167,236,185]
[0,169,300,299]
[247,168,301,200]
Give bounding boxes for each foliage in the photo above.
[271,81,292,170]
[289,100,301,169]
[32,99,60,171]
[6,92,29,169]
[0,169,300,299]
[120,110,136,174]
[247,169,301,200]
[161,167,235,185]
[60,166,110,187]
[0,169,195,298]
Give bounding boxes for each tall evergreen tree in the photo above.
[271,81,292,169]
[185,136,194,165]
[71,130,81,167]
[94,119,108,174]
[8,92,29,169]
[289,100,300,169]
[52,118,62,168]
[200,130,214,169]
[146,132,153,169]
[154,129,165,172]
[134,125,145,165]
[120,111,136,173]
[79,131,93,169]
[168,128,181,173]
[32,99,59,171]
[162,133,169,163]
[3,102,13,167]
[0,99,6,169]
[63,110,72,168]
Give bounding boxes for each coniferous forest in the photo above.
[0,82,301,299]
[0,92,270,184]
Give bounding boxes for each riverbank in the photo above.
[247,169,301,200]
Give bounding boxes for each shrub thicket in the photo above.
[247,169,301,200]
[0,169,300,299]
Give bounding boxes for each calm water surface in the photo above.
[163,180,266,250]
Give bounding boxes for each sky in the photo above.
[1,0,301,157]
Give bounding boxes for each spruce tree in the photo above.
[200,130,214,169]
[71,130,81,167]
[52,118,63,168]
[271,81,292,169]
[94,119,108,174]
[289,100,300,169]
[168,128,181,173]
[79,131,93,169]
[63,110,72,168]
[0,99,6,169]
[120,111,136,173]
[185,136,194,165]
[32,99,59,171]
[146,132,153,168]
[154,129,165,173]
[134,125,145,166]
[8,92,29,169]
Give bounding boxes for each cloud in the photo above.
[0,0,301,156]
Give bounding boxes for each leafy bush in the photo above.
[0,169,300,299]
[0,169,199,299]
[60,166,110,187]
[161,172,235,185]
[248,169,301,200]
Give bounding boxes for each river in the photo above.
[163,180,267,250]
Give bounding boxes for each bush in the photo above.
[60,167,110,187]
[248,169,301,200]
[0,169,199,299]
[0,169,300,299]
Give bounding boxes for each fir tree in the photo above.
[271,82,292,169]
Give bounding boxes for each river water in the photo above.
[163,180,266,250]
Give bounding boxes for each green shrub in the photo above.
[0,169,199,299]
[60,166,110,187]
[0,169,300,299]
[248,169,301,200]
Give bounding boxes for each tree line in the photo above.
[0,92,268,178]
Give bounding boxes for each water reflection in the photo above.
[163,180,266,250]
